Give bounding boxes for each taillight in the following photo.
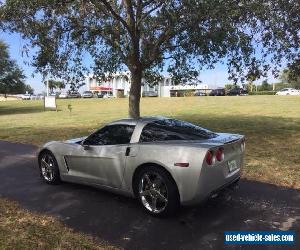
[205,150,215,165]
[216,148,224,161]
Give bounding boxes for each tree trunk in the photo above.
[129,67,142,119]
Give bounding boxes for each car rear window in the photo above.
[139,119,217,143]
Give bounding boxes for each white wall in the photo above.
[86,73,209,98]
[159,86,172,97]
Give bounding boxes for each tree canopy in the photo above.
[280,60,300,89]
[259,79,272,91]
[1,0,299,117]
[44,79,66,93]
[0,40,30,96]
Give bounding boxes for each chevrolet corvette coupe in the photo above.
[38,117,245,216]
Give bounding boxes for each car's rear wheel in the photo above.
[38,151,61,184]
[134,166,180,216]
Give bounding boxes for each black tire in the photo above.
[38,150,61,185]
[133,166,180,217]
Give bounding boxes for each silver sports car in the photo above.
[38,117,245,216]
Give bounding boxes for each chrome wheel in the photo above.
[40,154,55,182]
[139,172,168,214]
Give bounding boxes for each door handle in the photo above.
[125,147,131,156]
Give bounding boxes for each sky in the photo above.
[0,31,280,94]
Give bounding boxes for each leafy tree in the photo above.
[1,0,299,118]
[54,80,65,90]
[279,65,300,89]
[224,84,233,91]
[287,58,300,84]
[259,79,272,91]
[273,82,289,91]
[24,84,34,94]
[44,79,65,93]
[0,40,28,96]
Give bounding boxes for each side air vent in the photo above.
[63,156,70,172]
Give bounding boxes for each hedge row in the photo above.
[248,91,276,95]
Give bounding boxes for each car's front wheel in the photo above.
[38,150,61,184]
[134,166,180,216]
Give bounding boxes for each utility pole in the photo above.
[46,79,49,97]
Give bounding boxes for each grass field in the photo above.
[0,95,299,248]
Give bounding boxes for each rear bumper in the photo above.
[209,176,240,198]
[181,170,241,205]
[180,153,244,205]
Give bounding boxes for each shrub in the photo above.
[249,91,276,95]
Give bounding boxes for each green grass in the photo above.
[1,96,300,189]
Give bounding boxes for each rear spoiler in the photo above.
[224,138,240,144]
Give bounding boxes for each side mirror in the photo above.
[81,140,90,150]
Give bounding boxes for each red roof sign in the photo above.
[90,86,112,91]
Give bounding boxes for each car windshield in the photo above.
[140,118,217,142]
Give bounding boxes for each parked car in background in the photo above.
[194,91,206,96]
[142,91,158,97]
[276,88,300,96]
[68,91,81,98]
[82,91,94,98]
[59,92,68,98]
[50,92,60,97]
[103,93,114,98]
[38,116,245,216]
[36,94,45,100]
[96,92,104,98]
[227,88,248,96]
[30,94,39,100]
[21,94,31,100]
[209,88,225,96]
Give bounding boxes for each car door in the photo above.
[64,144,103,183]
[65,124,135,188]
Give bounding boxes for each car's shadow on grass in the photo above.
[0,142,299,250]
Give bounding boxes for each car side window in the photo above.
[139,119,216,143]
[139,123,172,142]
[84,125,135,145]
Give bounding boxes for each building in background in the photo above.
[86,71,209,97]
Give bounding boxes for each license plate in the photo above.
[228,160,238,172]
